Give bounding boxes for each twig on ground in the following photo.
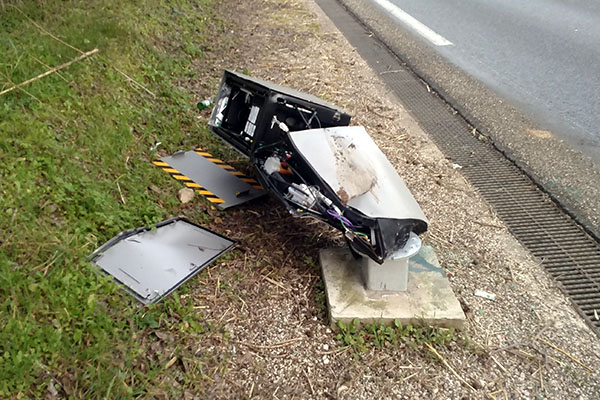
[515,348,537,360]
[213,275,220,307]
[0,49,99,97]
[0,70,42,102]
[504,347,565,367]
[403,372,418,382]
[424,342,476,392]
[12,7,155,100]
[164,356,177,369]
[538,338,593,374]
[427,230,453,248]
[490,355,507,373]
[10,5,84,54]
[535,361,545,392]
[30,55,69,83]
[217,307,231,323]
[302,368,315,395]
[488,389,505,400]
[263,276,288,291]
[237,294,248,311]
[113,67,156,98]
[116,182,126,204]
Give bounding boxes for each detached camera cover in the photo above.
[208,70,428,263]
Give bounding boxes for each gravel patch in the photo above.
[182,0,600,398]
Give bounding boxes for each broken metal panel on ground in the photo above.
[89,217,234,305]
[155,148,266,209]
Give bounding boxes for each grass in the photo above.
[336,319,457,354]
[0,0,233,397]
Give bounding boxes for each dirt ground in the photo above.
[177,0,600,398]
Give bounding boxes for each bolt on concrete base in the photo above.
[320,246,465,329]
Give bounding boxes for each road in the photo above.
[372,0,600,161]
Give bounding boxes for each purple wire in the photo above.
[327,209,353,227]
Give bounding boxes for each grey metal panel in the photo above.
[90,218,233,304]
[288,126,428,223]
[162,151,265,209]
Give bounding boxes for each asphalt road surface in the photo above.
[372,0,600,161]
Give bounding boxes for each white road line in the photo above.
[372,0,454,46]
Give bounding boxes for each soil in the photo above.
[176,0,600,398]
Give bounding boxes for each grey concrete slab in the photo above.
[320,246,465,329]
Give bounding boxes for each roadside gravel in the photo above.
[186,0,600,398]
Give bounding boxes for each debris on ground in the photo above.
[155,149,266,209]
[178,187,195,204]
[89,217,233,304]
[474,289,496,301]
[197,99,213,110]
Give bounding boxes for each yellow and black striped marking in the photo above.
[152,160,225,204]
[194,147,263,190]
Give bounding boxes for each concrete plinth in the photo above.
[320,246,466,329]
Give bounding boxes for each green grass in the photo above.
[336,319,457,354]
[0,0,230,397]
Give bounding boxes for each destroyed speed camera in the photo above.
[208,70,428,264]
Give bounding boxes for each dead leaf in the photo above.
[149,185,162,193]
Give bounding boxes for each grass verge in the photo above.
[0,0,232,397]
[336,319,457,354]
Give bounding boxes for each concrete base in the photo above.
[320,246,466,329]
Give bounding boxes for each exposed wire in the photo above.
[326,209,353,227]
[314,113,322,128]
[296,107,322,129]
[307,110,320,128]
[339,216,348,231]
[297,107,311,129]
[328,209,371,244]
